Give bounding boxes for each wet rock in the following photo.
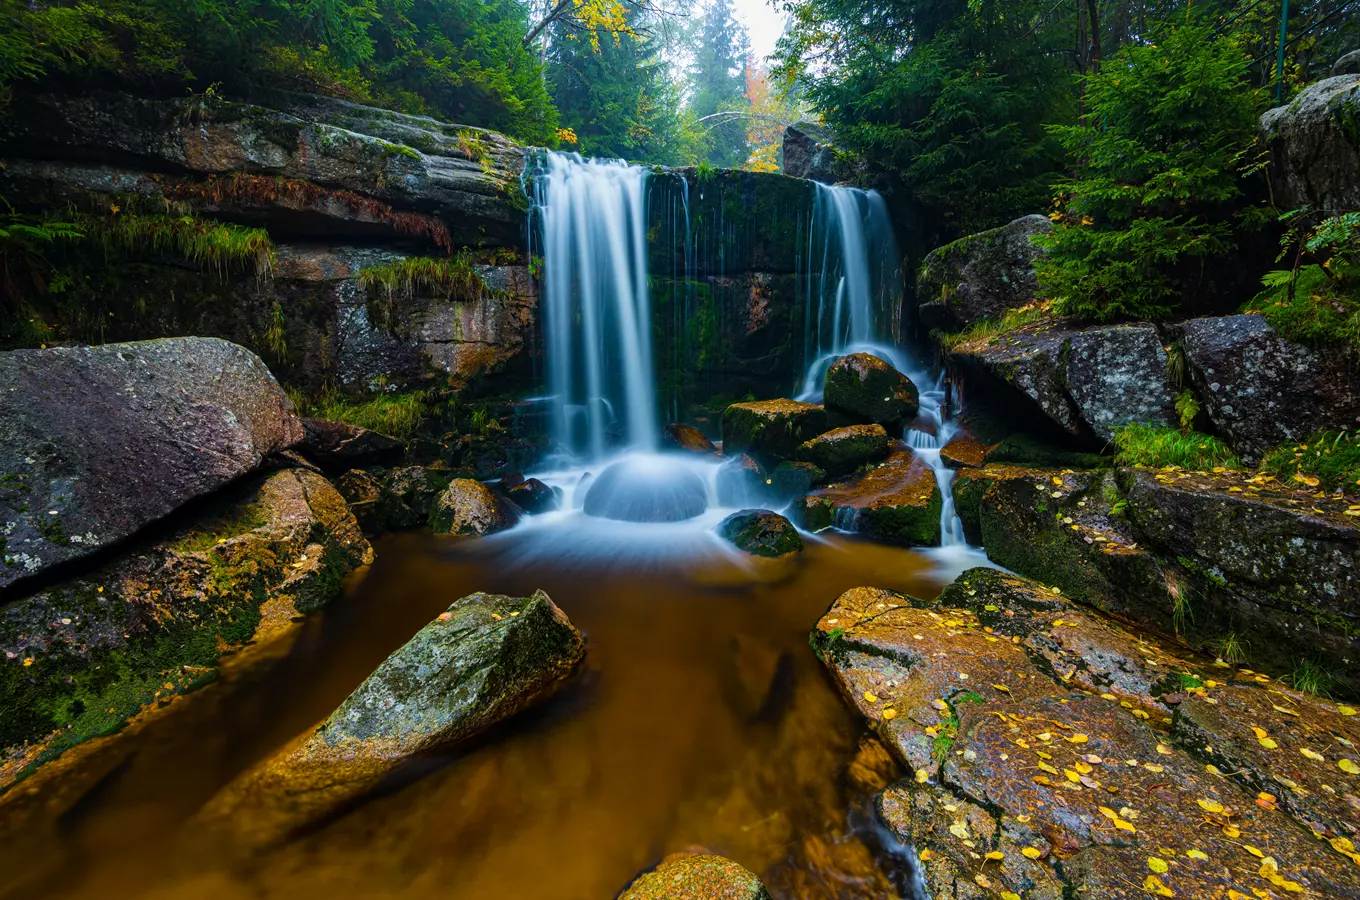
[0,337,304,591]
[939,434,989,469]
[813,568,1360,900]
[915,214,1051,332]
[721,400,829,467]
[335,468,384,533]
[1261,68,1360,211]
[822,353,919,427]
[299,418,403,471]
[810,450,942,546]
[198,590,584,848]
[1120,466,1360,693]
[1178,313,1360,460]
[661,423,718,455]
[716,454,768,508]
[982,432,1109,470]
[716,509,804,558]
[0,468,372,787]
[583,458,708,523]
[782,120,841,183]
[495,476,559,515]
[373,466,458,531]
[767,461,826,502]
[784,495,834,533]
[429,479,519,536]
[796,424,893,477]
[949,321,1176,442]
[620,853,771,900]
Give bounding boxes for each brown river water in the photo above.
[0,525,982,900]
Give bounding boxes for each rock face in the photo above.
[428,479,519,536]
[1261,69,1360,211]
[813,568,1360,900]
[0,467,372,787]
[722,400,829,466]
[796,424,893,476]
[950,321,1177,442]
[299,418,403,471]
[1178,313,1360,460]
[822,353,919,427]
[1335,49,1360,76]
[661,423,718,455]
[199,590,584,847]
[716,510,804,557]
[337,465,457,534]
[804,450,942,545]
[620,853,772,900]
[781,121,841,183]
[0,338,304,590]
[582,458,708,523]
[915,214,1050,332]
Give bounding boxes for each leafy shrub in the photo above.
[1246,212,1360,349]
[1111,424,1241,470]
[1260,430,1360,492]
[1035,24,1265,323]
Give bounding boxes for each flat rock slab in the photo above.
[0,338,303,590]
[722,400,828,466]
[812,567,1360,899]
[197,590,584,850]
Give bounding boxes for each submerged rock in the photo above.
[767,461,826,501]
[661,423,718,455]
[1261,67,1360,211]
[716,453,767,508]
[429,478,520,536]
[198,590,584,848]
[299,418,403,471]
[495,476,559,515]
[1178,313,1360,460]
[915,214,1050,332]
[0,467,372,788]
[0,337,303,590]
[812,568,1360,900]
[807,450,942,546]
[583,458,708,522]
[796,424,893,476]
[721,400,829,466]
[822,353,918,427]
[620,853,771,900]
[949,321,1176,442]
[716,510,804,558]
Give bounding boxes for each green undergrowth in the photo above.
[291,387,430,441]
[1260,430,1360,492]
[938,300,1054,350]
[358,254,486,303]
[82,211,274,277]
[1245,264,1360,350]
[1111,424,1241,471]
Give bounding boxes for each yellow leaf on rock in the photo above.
[1197,798,1225,814]
[883,708,897,720]
[919,849,935,861]
[1148,857,1169,873]
[1301,748,1325,761]
[1244,845,1264,858]
[1340,758,1360,774]
[1186,849,1209,861]
[864,691,879,703]
[985,851,1004,861]
[1067,734,1089,743]
[1340,705,1357,716]
[1001,893,1021,900]
[1022,847,1042,859]
[1143,874,1174,896]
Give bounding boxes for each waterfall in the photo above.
[795,182,968,549]
[531,151,657,462]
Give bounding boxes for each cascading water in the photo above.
[531,151,658,463]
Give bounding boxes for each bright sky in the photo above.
[731,0,788,66]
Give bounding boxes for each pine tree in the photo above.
[687,0,750,167]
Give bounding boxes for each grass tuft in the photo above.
[292,387,430,441]
[1260,430,1360,493]
[1284,659,1334,697]
[1208,631,1249,666]
[84,212,273,278]
[939,300,1054,350]
[1111,424,1241,471]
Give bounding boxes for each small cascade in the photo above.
[906,380,967,549]
[531,151,658,463]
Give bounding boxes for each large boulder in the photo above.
[1334,49,1360,77]
[0,337,304,591]
[796,424,893,477]
[915,214,1050,332]
[721,400,829,467]
[806,450,942,546]
[0,467,372,788]
[429,478,519,536]
[781,121,841,183]
[197,590,584,848]
[813,569,1360,900]
[716,509,804,558]
[822,353,919,427]
[620,853,771,900]
[582,458,708,523]
[949,321,1177,442]
[1261,68,1360,211]
[1178,313,1360,460]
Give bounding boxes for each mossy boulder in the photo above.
[0,337,304,591]
[0,467,372,789]
[823,353,919,427]
[812,450,942,546]
[661,423,717,455]
[429,478,519,536]
[768,461,826,502]
[1261,68,1360,212]
[915,214,1050,332]
[197,589,584,848]
[620,853,771,900]
[716,509,804,558]
[796,424,893,477]
[784,495,834,532]
[721,400,828,467]
[938,433,989,468]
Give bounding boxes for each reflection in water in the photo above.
[0,530,969,900]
